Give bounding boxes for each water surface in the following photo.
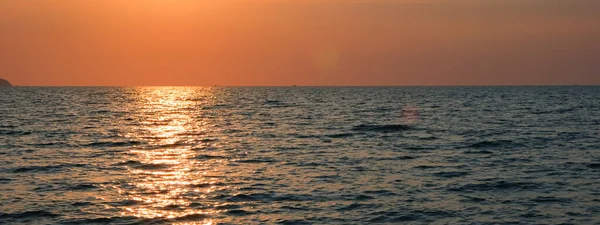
[1,87,599,224]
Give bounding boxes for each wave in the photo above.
[12,164,85,173]
[352,124,411,133]
[367,214,420,223]
[113,160,172,170]
[195,154,229,160]
[449,180,540,192]
[70,183,98,191]
[463,150,494,154]
[83,141,143,148]
[157,214,210,223]
[234,158,277,164]
[225,193,265,202]
[0,210,59,219]
[337,203,380,211]
[109,200,142,207]
[279,205,310,211]
[326,133,355,138]
[263,100,292,107]
[460,196,486,203]
[61,217,138,225]
[265,100,282,104]
[220,193,314,203]
[413,165,440,169]
[277,219,312,225]
[531,106,581,115]
[141,142,190,150]
[70,201,93,207]
[531,196,572,203]
[189,182,226,188]
[141,140,217,150]
[225,209,253,216]
[341,194,375,201]
[273,194,314,202]
[366,209,457,223]
[371,156,416,161]
[462,140,522,149]
[363,190,397,196]
[29,142,67,147]
[0,130,31,136]
[433,171,469,178]
[587,163,600,169]
[405,146,436,150]
[176,132,211,137]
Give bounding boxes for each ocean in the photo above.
[1,86,599,224]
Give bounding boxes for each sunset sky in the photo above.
[1,0,599,86]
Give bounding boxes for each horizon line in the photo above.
[5,84,599,88]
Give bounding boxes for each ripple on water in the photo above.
[531,196,573,203]
[0,211,60,219]
[11,164,86,173]
[462,140,523,149]
[587,163,600,169]
[433,171,469,178]
[276,219,313,225]
[336,203,380,211]
[234,158,278,164]
[113,160,172,170]
[0,178,12,183]
[351,124,412,133]
[69,183,99,191]
[61,217,134,225]
[449,180,542,192]
[194,154,229,160]
[0,130,32,136]
[82,141,144,148]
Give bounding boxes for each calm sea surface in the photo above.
[1,87,599,224]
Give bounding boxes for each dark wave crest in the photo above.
[449,180,541,192]
[463,140,522,149]
[83,141,143,148]
[12,164,86,173]
[113,160,172,170]
[0,210,60,219]
[352,124,411,133]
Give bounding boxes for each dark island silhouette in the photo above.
[0,78,12,87]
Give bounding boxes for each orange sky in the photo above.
[1,0,599,86]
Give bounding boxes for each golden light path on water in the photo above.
[117,87,225,225]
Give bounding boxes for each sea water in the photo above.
[1,86,599,224]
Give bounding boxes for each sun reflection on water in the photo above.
[116,87,225,223]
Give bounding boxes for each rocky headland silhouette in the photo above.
[0,78,12,87]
